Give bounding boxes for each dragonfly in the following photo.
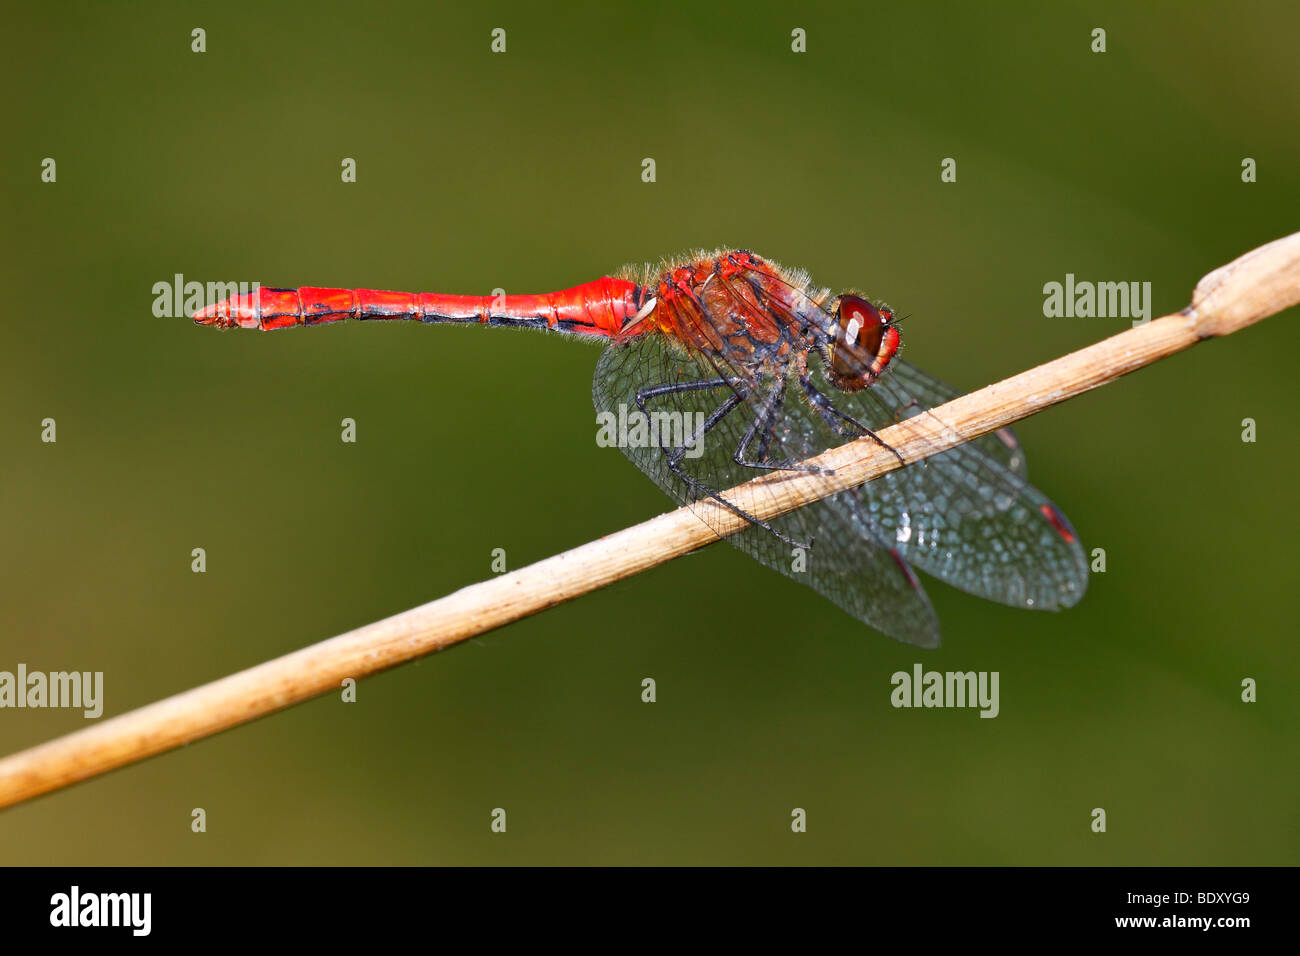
[193,249,1087,646]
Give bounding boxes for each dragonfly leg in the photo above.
[797,360,906,466]
[635,378,814,550]
[635,377,738,407]
[635,377,740,465]
[733,378,833,475]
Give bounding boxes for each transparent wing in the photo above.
[780,353,1097,613]
[590,260,1086,645]
[707,262,1087,611]
[876,360,1028,479]
[593,334,941,647]
[850,359,1089,609]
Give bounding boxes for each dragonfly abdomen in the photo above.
[193,278,646,338]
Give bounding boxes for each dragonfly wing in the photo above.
[809,356,1090,610]
[739,490,942,648]
[846,445,1088,609]
[591,256,1086,641]
[593,334,941,647]
[874,359,1028,478]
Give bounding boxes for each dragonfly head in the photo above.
[826,294,900,392]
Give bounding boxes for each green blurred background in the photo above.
[2,0,1296,865]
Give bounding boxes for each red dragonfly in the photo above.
[193,249,1087,646]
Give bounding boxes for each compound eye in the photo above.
[828,295,886,389]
